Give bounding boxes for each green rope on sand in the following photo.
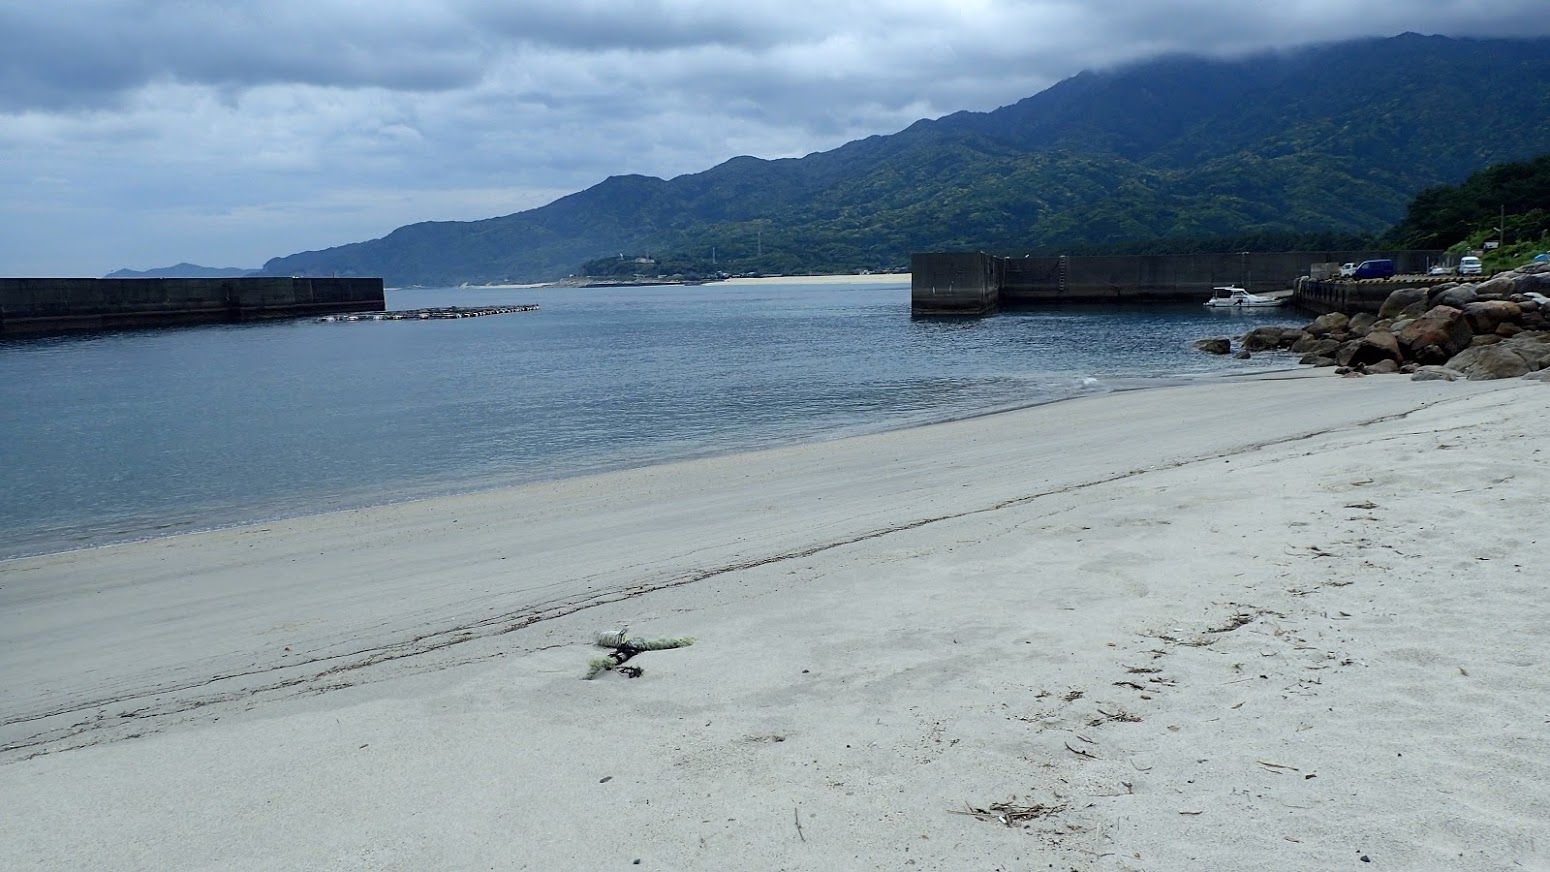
[631,636,695,651]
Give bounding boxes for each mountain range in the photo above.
[261,33,1550,286]
[104,263,253,279]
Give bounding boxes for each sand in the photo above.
[719,272,909,285]
[2,372,1547,870]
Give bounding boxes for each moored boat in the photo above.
[1204,286,1282,308]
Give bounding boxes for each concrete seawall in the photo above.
[1291,274,1483,315]
[910,253,999,315]
[0,277,385,335]
[912,251,1444,314]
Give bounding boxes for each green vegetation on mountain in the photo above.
[262,34,1550,286]
[1384,153,1550,270]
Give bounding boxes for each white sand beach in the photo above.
[3,372,1547,870]
[721,272,910,285]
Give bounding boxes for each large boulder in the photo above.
[1194,337,1231,355]
[1411,365,1462,382]
[1431,285,1479,309]
[1241,325,1293,352]
[1348,312,1378,336]
[1474,275,1517,297]
[1300,337,1340,358]
[1344,330,1403,368]
[1378,287,1428,320]
[1444,334,1550,380]
[1445,344,1533,380]
[1512,273,1550,295]
[1306,312,1350,336]
[1300,354,1337,367]
[1502,332,1550,369]
[1397,305,1473,364]
[1291,333,1340,355]
[1364,359,1401,375]
[1462,300,1522,334]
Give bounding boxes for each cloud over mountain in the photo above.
[3,1,1548,275]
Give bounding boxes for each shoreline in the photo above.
[5,372,1546,868]
[0,364,1299,564]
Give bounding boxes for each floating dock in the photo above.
[317,304,539,322]
[0,277,385,335]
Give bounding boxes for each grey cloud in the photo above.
[467,0,811,51]
[3,1,1550,275]
[0,2,485,110]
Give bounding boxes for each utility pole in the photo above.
[757,228,763,258]
[1501,204,1507,247]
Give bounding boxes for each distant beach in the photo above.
[720,272,910,285]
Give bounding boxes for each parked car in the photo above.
[1532,253,1549,264]
[1428,265,1453,275]
[1338,262,1357,277]
[1352,259,1396,279]
[1458,256,1483,276]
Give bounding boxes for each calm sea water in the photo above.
[0,280,1307,558]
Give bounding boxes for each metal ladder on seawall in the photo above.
[1058,255,1069,298]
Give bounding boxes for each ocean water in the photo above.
[0,280,1308,558]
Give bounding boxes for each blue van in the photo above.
[1352,259,1396,279]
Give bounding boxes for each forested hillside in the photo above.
[263,34,1550,285]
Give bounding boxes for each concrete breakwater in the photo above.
[0,277,384,335]
[911,250,1443,315]
[1291,275,1481,315]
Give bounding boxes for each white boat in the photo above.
[1204,286,1282,308]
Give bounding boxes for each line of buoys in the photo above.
[317,304,538,323]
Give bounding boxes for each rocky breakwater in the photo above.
[1193,263,1550,382]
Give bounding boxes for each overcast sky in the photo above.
[2,1,1546,275]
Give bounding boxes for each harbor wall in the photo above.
[0,277,384,335]
[910,252,999,315]
[911,250,1444,314]
[1291,274,1482,315]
